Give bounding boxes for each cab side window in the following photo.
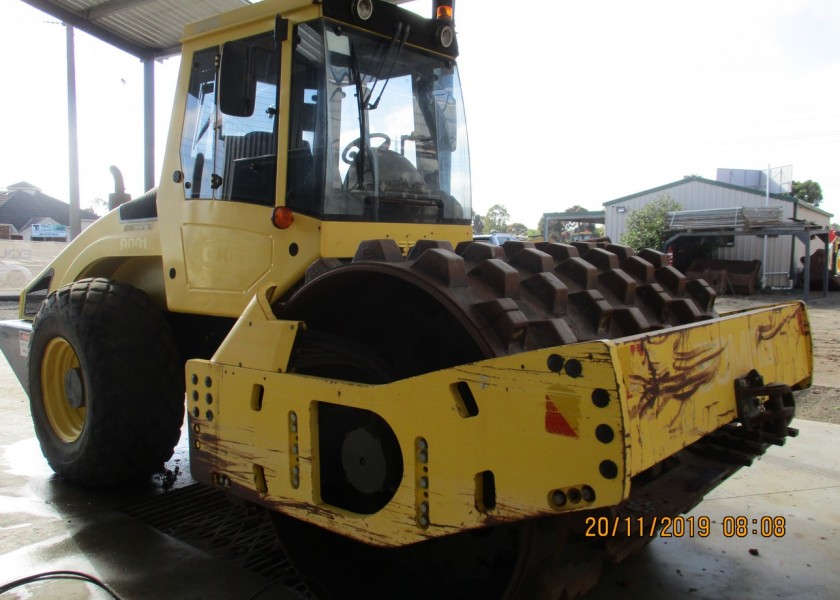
[181,48,218,199]
[285,22,327,217]
[179,33,280,205]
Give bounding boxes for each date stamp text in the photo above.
[584,515,786,538]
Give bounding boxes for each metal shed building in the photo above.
[604,176,832,288]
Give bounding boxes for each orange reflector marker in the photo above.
[436,5,453,20]
[272,206,294,229]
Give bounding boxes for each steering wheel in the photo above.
[341,133,391,164]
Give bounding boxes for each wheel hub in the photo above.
[317,402,402,515]
[64,367,85,409]
[341,426,388,495]
[41,337,86,443]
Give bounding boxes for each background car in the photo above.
[0,261,33,288]
[473,232,518,245]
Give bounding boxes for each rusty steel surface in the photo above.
[616,302,811,475]
[186,300,810,548]
[185,240,812,598]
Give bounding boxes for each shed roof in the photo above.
[0,184,97,231]
[603,176,832,218]
[543,210,605,224]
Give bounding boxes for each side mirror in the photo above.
[219,40,256,117]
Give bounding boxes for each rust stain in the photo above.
[276,499,341,522]
[191,428,285,496]
[277,501,423,547]
[755,309,796,346]
[628,342,725,420]
[479,508,552,527]
[796,307,810,337]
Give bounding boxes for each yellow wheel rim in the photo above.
[41,337,86,443]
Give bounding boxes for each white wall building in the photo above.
[604,176,832,287]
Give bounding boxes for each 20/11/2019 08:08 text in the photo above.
[583,515,787,538]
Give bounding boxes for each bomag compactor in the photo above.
[0,0,812,597]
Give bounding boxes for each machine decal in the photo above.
[19,331,30,358]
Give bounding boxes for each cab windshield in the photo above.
[287,21,471,225]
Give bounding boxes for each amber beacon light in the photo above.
[434,1,455,48]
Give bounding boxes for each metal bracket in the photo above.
[689,370,799,468]
[734,369,798,444]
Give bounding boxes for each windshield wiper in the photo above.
[364,23,410,110]
[347,23,410,191]
[348,40,367,189]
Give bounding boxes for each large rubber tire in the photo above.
[28,278,184,487]
[274,239,717,599]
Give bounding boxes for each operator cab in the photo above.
[286,14,472,225]
[181,0,471,227]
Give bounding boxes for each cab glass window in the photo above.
[181,47,217,199]
[286,22,328,217]
[281,21,473,225]
[179,33,280,205]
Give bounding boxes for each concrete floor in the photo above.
[587,418,840,600]
[1,356,839,599]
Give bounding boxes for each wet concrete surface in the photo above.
[0,356,302,600]
[1,350,839,598]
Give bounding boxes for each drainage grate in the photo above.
[123,483,312,598]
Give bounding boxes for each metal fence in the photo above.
[0,240,66,294]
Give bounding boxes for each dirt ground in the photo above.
[715,290,840,425]
[1,290,838,424]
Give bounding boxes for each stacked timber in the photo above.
[742,207,784,227]
[666,206,783,231]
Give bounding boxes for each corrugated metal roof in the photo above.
[19,0,261,59]
[19,0,414,59]
[603,175,833,218]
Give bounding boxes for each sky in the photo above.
[1,0,838,230]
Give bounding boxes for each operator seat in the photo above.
[345,146,429,195]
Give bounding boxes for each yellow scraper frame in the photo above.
[187,286,811,547]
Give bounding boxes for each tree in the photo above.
[508,222,527,237]
[472,213,484,235]
[538,205,593,242]
[483,204,510,233]
[620,194,682,252]
[562,205,590,236]
[791,180,823,206]
[88,197,108,217]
